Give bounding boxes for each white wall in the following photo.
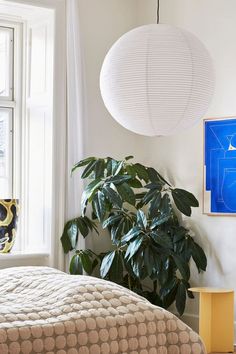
[78,0,236,336]
[137,0,236,334]
[78,0,140,159]
[78,0,150,253]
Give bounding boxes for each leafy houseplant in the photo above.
[61,156,207,315]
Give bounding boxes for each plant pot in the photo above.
[0,199,19,253]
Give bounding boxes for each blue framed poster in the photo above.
[204,117,236,214]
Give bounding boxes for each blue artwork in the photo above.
[204,118,236,214]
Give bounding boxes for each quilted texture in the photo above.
[0,266,205,354]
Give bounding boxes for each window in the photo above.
[0,26,13,197]
[0,5,55,254]
[0,27,13,99]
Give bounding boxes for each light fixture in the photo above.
[100,1,214,136]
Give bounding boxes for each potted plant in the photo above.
[61,156,206,315]
[0,199,19,253]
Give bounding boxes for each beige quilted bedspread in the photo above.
[0,267,205,354]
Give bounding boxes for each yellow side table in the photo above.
[189,287,234,353]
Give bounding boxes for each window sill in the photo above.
[0,251,50,269]
[0,251,50,261]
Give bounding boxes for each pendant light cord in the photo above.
[157,0,160,24]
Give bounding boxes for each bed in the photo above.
[0,266,205,354]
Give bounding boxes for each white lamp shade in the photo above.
[100,24,214,136]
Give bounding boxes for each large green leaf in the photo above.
[130,259,141,278]
[182,280,195,299]
[102,214,123,229]
[150,246,161,274]
[134,163,149,182]
[160,194,172,215]
[136,210,147,229]
[126,165,136,177]
[108,175,132,185]
[173,227,187,243]
[144,247,154,276]
[61,217,94,254]
[130,255,146,279]
[150,231,172,249]
[172,191,191,216]
[121,226,142,244]
[81,192,88,217]
[79,251,93,274]
[128,178,143,188]
[106,158,117,176]
[113,161,124,175]
[111,219,124,245]
[160,278,178,298]
[123,218,133,234]
[61,221,78,253]
[81,179,102,215]
[94,159,105,179]
[125,155,134,161]
[81,160,97,178]
[70,254,83,275]
[109,251,123,282]
[149,193,161,218]
[116,183,135,205]
[93,191,106,222]
[77,217,89,237]
[67,222,78,248]
[173,238,185,254]
[173,255,190,280]
[176,281,187,316]
[173,188,199,207]
[142,189,159,205]
[125,236,143,261]
[103,185,122,208]
[61,234,72,253]
[190,240,207,272]
[100,251,116,278]
[150,213,170,229]
[162,281,178,308]
[146,167,160,183]
[61,224,73,254]
[182,238,192,263]
[71,157,96,173]
[91,258,99,272]
[106,159,124,176]
[171,189,198,217]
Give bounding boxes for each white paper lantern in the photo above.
[100,24,214,136]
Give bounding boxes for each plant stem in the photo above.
[128,274,132,290]
[153,280,157,293]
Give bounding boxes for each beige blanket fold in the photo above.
[0,266,205,354]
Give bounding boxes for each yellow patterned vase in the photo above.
[0,199,19,253]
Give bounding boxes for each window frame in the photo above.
[0,21,21,200]
[0,15,51,254]
[0,107,13,197]
[0,19,25,251]
[0,25,14,101]
[0,0,66,269]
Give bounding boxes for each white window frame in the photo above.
[0,20,23,200]
[0,0,66,269]
[0,25,14,101]
[0,107,13,196]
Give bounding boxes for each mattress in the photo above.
[0,266,205,354]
